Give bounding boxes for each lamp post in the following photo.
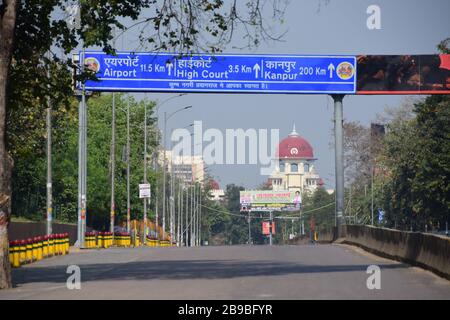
[162,106,192,240]
[190,179,194,247]
[110,93,116,236]
[172,123,193,246]
[126,99,131,233]
[114,99,132,234]
[143,103,148,242]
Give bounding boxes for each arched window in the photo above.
[279,162,285,172]
[291,163,298,172]
[304,163,309,173]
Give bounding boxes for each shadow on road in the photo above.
[11,259,409,288]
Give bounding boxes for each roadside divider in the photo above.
[8,233,70,268]
[145,236,160,247]
[114,232,131,247]
[82,230,145,248]
[83,231,113,249]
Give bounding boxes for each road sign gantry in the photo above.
[80,52,356,94]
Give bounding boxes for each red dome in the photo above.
[276,126,314,159]
[208,179,220,190]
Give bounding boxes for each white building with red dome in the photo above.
[208,179,225,203]
[268,125,323,194]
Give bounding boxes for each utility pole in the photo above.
[46,106,52,236]
[154,136,159,238]
[332,94,345,237]
[196,183,199,246]
[169,130,174,242]
[371,163,374,226]
[110,93,116,235]
[143,104,148,242]
[180,184,184,246]
[110,27,116,238]
[45,49,53,236]
[177,181,181,246]
[126,98,131,233]
[196,182,199,246]
[161,105,192,241]
[162,111,167,240]
[248,210,251,245]
[77,48,88,248]
[269,211,273,246]
[198,183,202,246]
[190,182,194,246]
[192,181,196,246]
[185,184,189,246]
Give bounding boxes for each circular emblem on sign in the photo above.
[290,147,299,155]
[84,57,100,72]
[336,62,354,80]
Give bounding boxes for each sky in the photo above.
[119,0,450,189]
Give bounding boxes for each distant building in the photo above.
[268,125,323,194]
[208,179,225,203]
[159,151,205,185]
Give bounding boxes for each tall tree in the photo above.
[0,0,19,289]
[382,96,450,230]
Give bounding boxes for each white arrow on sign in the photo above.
[253,63,261,79]
[166,62,173,76]
[328,63,335,78]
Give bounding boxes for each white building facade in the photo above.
[268,125,323,194]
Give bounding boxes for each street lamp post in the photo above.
[197,182,201,246]
[193,180,196,246]
[170,128,175,243]
[184,184,189,246]
[162,106,192,241]
[110,93,116,236]
[114,99,133,235]
[177,180,182,246]
[143,104,148,242]
[46,106,52,236]
[190,181,194,247]
[126,98,131,233]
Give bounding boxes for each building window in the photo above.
[291,163,298,172]
[279,162,285,172]
[304,163,309,172]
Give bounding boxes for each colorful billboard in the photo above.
[240,190,301,212]
[356,54,450,94]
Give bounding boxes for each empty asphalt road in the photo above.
[0,244,449,299]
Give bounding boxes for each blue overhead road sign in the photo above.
[80,52,356,94]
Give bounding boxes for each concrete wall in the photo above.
[317,228,336,243]
[340,225,450,280]
[8,221,92,246]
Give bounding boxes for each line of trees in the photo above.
[342,94,450,232]
[11,93,159,229]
